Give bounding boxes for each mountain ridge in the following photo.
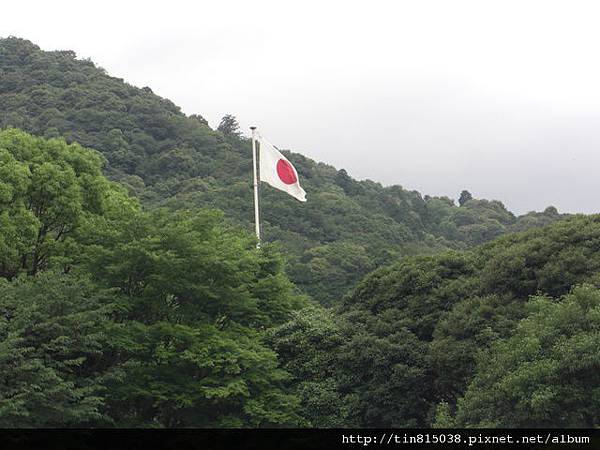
[0,36,566,303]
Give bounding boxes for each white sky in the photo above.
[3,0,600,214]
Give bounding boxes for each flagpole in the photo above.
[250,126,261,246]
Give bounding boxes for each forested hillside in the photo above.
[0,37,597,429]
[271,215,600,427]
[0,129,305,426]
[0,37,565,303]
[2,128,597,428]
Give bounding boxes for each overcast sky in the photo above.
[4,0,600,214]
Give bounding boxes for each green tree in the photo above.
[269,306,355,427]
[324,215,600,427]
[458,190,472,206]
[432,401,455,428]
[289,242,376,306]
[430,295,524,404]
[455,285,600,427]
[217,114,241,136]
[0,129,305,427]
[0,128,113,279]
[0,272,119,427]
[77,208,306,426]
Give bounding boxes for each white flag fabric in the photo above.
[259,136,307,202]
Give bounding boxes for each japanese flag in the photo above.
[259,136,307,202]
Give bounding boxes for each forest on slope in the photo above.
[1,128,597,428]
[0,37,597,428]
[0,37,565,304]
[274,216,600,427]
[0,129,305,426]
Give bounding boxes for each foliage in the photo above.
[455,285,600,427]
[268,306,355,427]
[0,128,113,278]
[217,114,241,136]
[0,131,304,427]
[0,38,597,430]
[0,272,118,427]
[0,37,567,303]
[79,207,306,426]
[274,216,600,427]
[458,190,472,206]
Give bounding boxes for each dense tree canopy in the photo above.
[0,128,113,278]
[0,272,116,427]
[0,130,305,427]
[0,37,597,429]
[273,215,600,427]
[455,285,600,427]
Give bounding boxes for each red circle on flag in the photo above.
[276,159,297,185]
